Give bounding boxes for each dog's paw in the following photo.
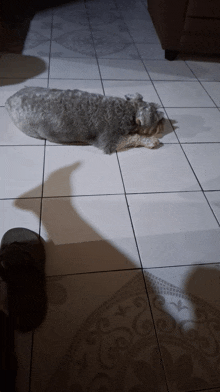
[144,137,160,149]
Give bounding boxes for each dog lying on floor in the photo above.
[5,87,164,154]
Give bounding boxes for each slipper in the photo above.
[0,228,47,333]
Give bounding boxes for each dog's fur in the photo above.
[5,87,164,154]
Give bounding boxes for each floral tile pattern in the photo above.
[1,0,220,392]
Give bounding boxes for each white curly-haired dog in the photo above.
[5,87,164,154]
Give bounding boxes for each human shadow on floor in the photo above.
[12,162,220,392]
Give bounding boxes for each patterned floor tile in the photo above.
[30,270,168,392]
[144,265,220,391]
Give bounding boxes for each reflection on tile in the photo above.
[118,144,200,193]
[0,54,48,79]
[205,191,220,225]
[183,144,220,191]
[0,108,45,145]
[98,59,150,80]
[49,58,100,79]
[0,146,44,198]
[0,198,41,241]
[0,78,47,106]
[154,81,215,107]
[186,61,220,81]
[127,192,220,267]
[201,82,220,107]
[144,266,220,391]
[166,108,220,142]
[31,271,167,392]
[143,60,196,80]
[43,146,124,196]
[39,195,141,275]
[103,80,162,105]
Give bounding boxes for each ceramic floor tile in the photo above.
[89,19,129,34]
[49,58,100,79]
[0,78,48,107]
[0,107,45,145]
[154,81,216,108]
[43,145,124,196]
[136,44,165,60]
[205,191,220,225]
[39,195,141,275]
[53,2,86,15]
[22,41,51,58]
[130,30,161,45]
[127,192,220,267]
[103,80,162,105]
[143,60,196,81]
[0,146,44,199]
[51,29,95,58]
[0,54,48,79]
[31,270,167,392]
[118,144,200,193]
[27,16,53,40]
[186,61,220,81]
[201,82,220,107]
[182,144,220,191]
[92,26,133,43]
[98,59,150,80]
[48,79,103,94]
[166,108,220,143]
[96,43,140,60]
[51,38,96,58]
[123,19,155,31]
[143,265,220,391]
[0,198,41,242]
[52,15,90,38]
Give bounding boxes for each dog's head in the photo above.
[135,102,164,134]
[125,93,164,132]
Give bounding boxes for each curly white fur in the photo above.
[5,87,164,154]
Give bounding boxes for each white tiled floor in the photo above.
[0,0,220,391]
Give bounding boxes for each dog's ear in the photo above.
[125,93,143,101]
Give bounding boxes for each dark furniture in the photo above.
[147,0,220,60]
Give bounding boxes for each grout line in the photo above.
[185,62,220,109]
[28,13,53,392]
[37,259,220,280]
[84,0,106,95]
[1,189,220,202]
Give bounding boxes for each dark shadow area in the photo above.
[0,55,47,83]
[0,0,83,54]
[1,162,217,392]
